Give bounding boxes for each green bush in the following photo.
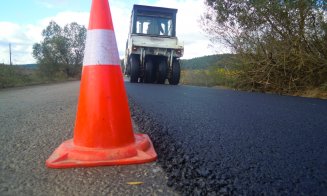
[0,64,77,89]
[181,67,238,88]
[0,65,32,88]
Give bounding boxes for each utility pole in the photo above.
[9,43,12,66]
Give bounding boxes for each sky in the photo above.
[0,0,229,64]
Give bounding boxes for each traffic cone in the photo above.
[46,0,157,168]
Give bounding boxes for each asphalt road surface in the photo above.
[126,83,327,195]
[1,81,326,196]
[0,82,177,196]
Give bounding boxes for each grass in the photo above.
[180,68,239,89]
[180,67,327,99]
[292,84,327,99]
[0,64,77,89]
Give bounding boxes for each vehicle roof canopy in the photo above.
[130,4,178,37]
[132,4,178,15]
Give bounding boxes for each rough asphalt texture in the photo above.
[0,82,177,196]
[126,83,327,195]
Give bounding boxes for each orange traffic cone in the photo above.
[46,0,157,168]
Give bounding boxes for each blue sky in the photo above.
[0,0,227,64]
[0,0,143,23]
[0,0,141,25]
[1,1,88,24]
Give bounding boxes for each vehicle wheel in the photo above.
[145,59,155,83]
[157,60,168,84]
[130,55,139,83]
[169,60,180,85]
[124,64,130,75]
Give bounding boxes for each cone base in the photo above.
[46,133,157,168]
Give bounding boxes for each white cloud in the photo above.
[0,22,37,64]
[35,1,54,9]
[0,0,228,64]
[40,11,89,27]
[110,3,131,58]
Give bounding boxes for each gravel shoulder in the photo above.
[0,81,177,196]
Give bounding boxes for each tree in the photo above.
[202,0,327,93]
[32,21,86,78]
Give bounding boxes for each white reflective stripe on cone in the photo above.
[83,29,120,66]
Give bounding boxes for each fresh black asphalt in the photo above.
[126,83,327,195]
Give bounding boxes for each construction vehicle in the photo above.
[124,4,184,85]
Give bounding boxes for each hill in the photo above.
[18,64,38,69]
[181,54,235,70]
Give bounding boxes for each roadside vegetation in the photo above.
[185,0,327,99]
[181,54,327,99]
[180,54,240,88]
[0,63,76,88]
[0,64,36,88]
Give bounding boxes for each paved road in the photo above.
[0,82,176,196]
[126,83,327,195]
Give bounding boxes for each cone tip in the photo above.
[88,0,114,30]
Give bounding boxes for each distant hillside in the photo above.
[18,64,38,69]
[181,54,236,70]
